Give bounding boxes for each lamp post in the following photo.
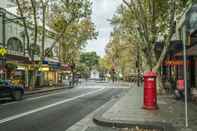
[183,35,188,128]
[137,43,140,87]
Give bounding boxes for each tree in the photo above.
[15,0,97,88]
[40,0,50,62]
[104,31,137,80]
[75,63,89,79]
[80,51,100,75]
[109,0,193,88]
[15,0,39,88]
[46,0,93,55]
[49,0,97,86]
[16,0,30,55]
[15,0,56,88]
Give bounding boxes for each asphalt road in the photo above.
[0,82,127,131]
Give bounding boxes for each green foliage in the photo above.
[49,0,92,32]
[98,56,112,73]
[104,31,138,79]
[75,63,89,78]
[30,44,40,56]
[109,0,192,72]
[80,51,100,70]
[44,48,53,57]
[49,0,97,66]
[0,48,7,57]
[6,63,17,71]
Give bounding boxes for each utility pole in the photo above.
[137,44,140,87]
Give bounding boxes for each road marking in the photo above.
[1,88,94,106]
[0,88,105,124]
[26,91,72,101]
[0,90,70,106]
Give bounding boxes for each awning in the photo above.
[6,54,31,64]
[175,44,197,56]
[43,60,60,69]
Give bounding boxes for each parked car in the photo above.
[0,80,24,101]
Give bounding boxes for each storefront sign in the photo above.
[17,66,25,70]
[164,60,191,66]
[39,67,49,72]
[15,70,23,76]
[61,64,71,70]
[43,60,60,69]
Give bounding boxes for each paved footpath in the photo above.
[93,86,197,131]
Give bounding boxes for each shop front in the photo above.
[0,57,6,79]
[6,54,31,89]
[175,44,197,88]
[60,64,71,80]
[161,44,197,96]
[42,60,61,87]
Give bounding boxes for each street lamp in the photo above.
[183,34,188,128]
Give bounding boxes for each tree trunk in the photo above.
[45,16,76,56]
[71,63,75,87]
[16,0,30,88]
[30,0,38,89]
[156,73,165,94]
[41,2,46,62]
[30,0,38,48]
[45,27,67,56]
[40,0,48,87]
[16,0,30,55]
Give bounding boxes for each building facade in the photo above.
[160,4,197,96]
[0,6,63,89]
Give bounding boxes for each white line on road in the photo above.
[26,90,74,101]
[1,88,95,106]
[0,88,105,124]
[1,91,69,106]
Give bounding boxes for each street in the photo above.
[0,82,127,131]
[0,1,196,131]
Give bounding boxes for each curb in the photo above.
[24,86,73,95]
[93,93,176,131]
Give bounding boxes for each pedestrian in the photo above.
[175,80,185,100]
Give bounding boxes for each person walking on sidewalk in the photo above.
[175,80,185,100]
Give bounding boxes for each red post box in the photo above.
[143,71,158,110]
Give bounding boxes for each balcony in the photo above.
[7,49,24,56]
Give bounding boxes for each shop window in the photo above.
[177,65,184,80]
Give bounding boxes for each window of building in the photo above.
[189,11,197,30]
[7,37,23,52]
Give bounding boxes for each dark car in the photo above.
[0,80,24,101]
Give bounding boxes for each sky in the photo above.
[85,0,122,57]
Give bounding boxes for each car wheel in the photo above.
[12,91,23,101]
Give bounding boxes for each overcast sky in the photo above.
[85,0,122,56]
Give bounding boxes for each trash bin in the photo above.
[143,71,158,110]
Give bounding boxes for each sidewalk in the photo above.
[93,86,197,131]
